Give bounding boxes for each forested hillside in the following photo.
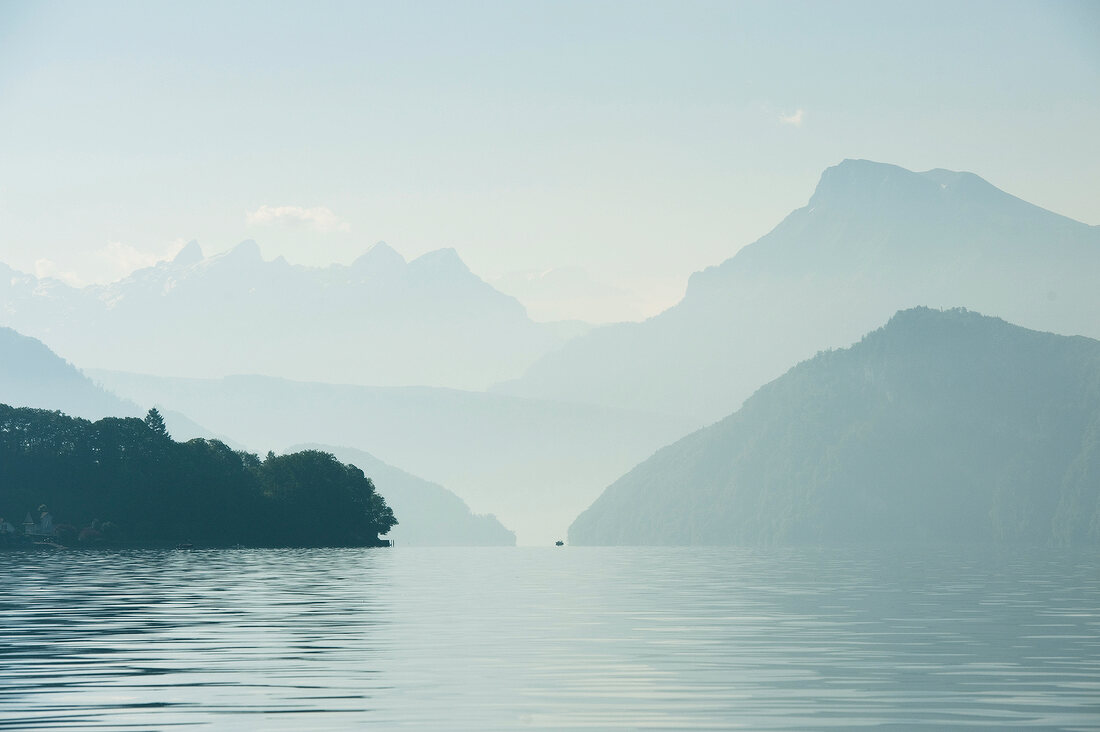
[570,308,1100,546]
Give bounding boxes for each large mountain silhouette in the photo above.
[570,308,1100,546]
[498,160,1100,422]
[0,241,565,390]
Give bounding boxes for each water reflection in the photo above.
[0,548,393,729]
[0,547,1097,729]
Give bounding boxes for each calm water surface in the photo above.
[1,546,1098,730]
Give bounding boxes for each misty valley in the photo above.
[3,159,1098,729]
[4,160,1099,550]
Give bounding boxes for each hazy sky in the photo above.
[1,0,1097,322]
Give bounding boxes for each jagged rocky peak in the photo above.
[172,240,204,267]
[211,239,265,267]
[230,239,263,259]
[409,248,471,275]
[352,241,407,272]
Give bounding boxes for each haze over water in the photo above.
[2,547,1098,730]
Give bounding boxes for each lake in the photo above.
[1,546,1098,729]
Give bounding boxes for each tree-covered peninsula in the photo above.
[0,404,396,547]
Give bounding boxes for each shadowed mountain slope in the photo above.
[0,326,135,419]
[570,308,1100,546]
[499,160,1100,422]
[0,326,239,445]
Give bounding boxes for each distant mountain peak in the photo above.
[808,159,935,209]
[172,240,204,267]
[836,158,908,173]
[228,239,263,260]
[569,307,1100,546]
[829,158,915,180]
[506,158,1100,423]
[410,248,470,274]
[919,167,988,188]
[808,159,1036,218]
[352,241,407,271]
[194,240,265,271]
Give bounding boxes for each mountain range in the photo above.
[0,326,518,545]
[6,158,1098,544]
[498,160,1100,423]
[0,241,566,390]
[570,308,1100,546]
[88,369,697,545]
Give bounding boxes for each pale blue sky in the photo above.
[1,0,1097,321]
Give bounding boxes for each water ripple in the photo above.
[0,546,1098,729]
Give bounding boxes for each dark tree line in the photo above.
[0,404,396,547]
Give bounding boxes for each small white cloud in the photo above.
[246,205,350,233]
[29,240,187,287]
[779,108,805,127]
[34,258,82,286]
[33,258,54,278]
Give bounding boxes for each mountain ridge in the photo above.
[0,241,570,389]
[0,326,134,420]
[0,326,246,446]
[569,307,1100,546]
[499,159,1100,422]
